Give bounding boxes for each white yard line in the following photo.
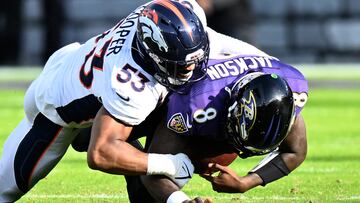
[337,195,360,201]
[26,193,360,201]
[297,167,339,173]
[26,194,304,200]
[27,194,128,199]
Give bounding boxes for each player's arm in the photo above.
[141,118,189,202]
[87,107,193,177]
[276,114,308,172]
[201,114,307,193]
[87,107,147,175]
[140,119,211,203]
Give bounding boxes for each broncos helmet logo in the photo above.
[139,14,169,53]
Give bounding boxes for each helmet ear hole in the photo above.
[227,73,295,157]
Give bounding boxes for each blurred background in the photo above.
[1,0,360,66]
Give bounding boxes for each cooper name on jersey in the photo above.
[107,5,145,56]
[207,56,280,80]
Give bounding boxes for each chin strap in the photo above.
[249,150,290,186]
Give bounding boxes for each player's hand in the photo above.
[183,197,212,203]
[200,163,244,193]
[168,153,195,188]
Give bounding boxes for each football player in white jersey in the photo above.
[0,0,270,202]
[0,0,210,202]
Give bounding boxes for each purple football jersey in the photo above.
[166,55,308,140]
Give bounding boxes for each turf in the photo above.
[1,68,360,202]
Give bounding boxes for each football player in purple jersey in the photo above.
[71,53,308,202]
[134,53,309,202]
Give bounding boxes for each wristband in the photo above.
[166,191,190,203]
[147,153,175,176]
[252,155,290,186]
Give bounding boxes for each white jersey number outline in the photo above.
[193,107,217,123]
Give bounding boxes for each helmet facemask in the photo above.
[151,44,209,87]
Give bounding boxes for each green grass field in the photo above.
[1,66,360,202]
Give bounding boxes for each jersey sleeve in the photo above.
[102,87,158,126]
[101,62,166,126]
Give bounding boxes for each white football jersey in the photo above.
[34,5,167,128]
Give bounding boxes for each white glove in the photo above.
[147,153,194,188]
[168,153,194,188]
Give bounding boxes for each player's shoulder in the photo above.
[101,52,167,125]
[109,56,163,92]
[269,60,308,91]
[102,73,167,125]
[258,57,307,82]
